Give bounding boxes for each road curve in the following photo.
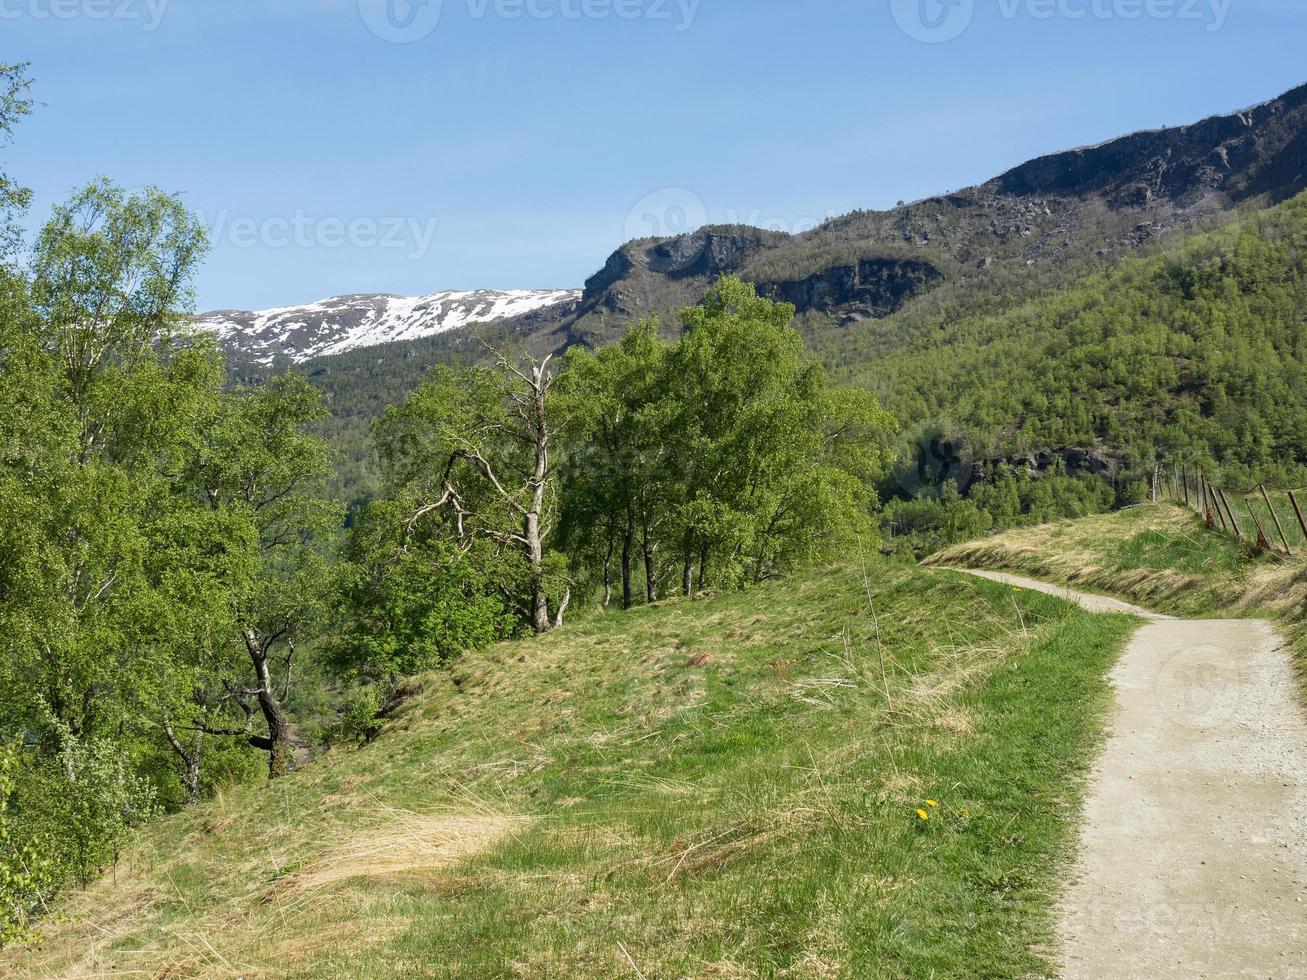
[956,569,1307,979]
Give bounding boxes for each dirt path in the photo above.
[960,570,1307,979]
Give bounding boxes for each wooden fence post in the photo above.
[1206,479,1223,530]
[1244,497,1273,553]
[1218,489,1242,539]
[1182,467,1190,508]
[1289,490,1307,547]
[1259,485,1293,556]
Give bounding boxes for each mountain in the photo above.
[244,81,1307,504]
[531,80,1307,351]
[198,289,582,365]
[209,82,1307,369]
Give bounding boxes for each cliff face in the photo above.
[757,258,944,320]
[993,81,1307,204]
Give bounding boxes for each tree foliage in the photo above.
[349,278,898,649]
[0,166,339,926]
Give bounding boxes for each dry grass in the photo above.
[271,807,527,896]
[7,805,523,979]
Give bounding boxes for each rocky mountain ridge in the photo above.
[546,80,1307,348]
[210,81,1307,365]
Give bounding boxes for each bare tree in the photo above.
[382,346,567,634]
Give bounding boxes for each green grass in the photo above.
[930,503,1307,687]
[3,561,1135,978]
[1202,486,1307,553]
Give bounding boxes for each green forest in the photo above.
[828,194,1307,486]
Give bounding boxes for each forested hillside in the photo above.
[849,191,1307,488]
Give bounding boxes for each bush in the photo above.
[0,742,55,947]
[320,686,384,748]
[16,732,158,890]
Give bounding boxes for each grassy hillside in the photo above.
[929,504,1307,683]
[3,562,1135,978]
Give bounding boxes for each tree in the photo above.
[665,277,895,592]
[0,63,31,255]
[559,320,673,607]
[0,177,246,902]
[375,347,567,634]
[554,279,897,609]
[183,376,339,779]
[3,180,216,761]
[331,498,516,681]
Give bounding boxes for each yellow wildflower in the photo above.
[916,808,929,821]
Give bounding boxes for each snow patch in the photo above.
[197,289,579,365]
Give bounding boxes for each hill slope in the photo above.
[856,190,1307,485]
[2,562,1134,977]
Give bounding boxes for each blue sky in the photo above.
[4,0,1304,310]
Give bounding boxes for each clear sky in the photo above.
[4,0,1304,311]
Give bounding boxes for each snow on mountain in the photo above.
[197,289,582,365]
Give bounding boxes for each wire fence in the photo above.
[1156,463,1307,557]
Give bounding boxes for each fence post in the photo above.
[1182,467,1190,508]
[1207,480,1225,531]
[1289,490,1307,548]
[1218,488,1242,539]
[1244,497,1273,553]
[1259,485,1293,556]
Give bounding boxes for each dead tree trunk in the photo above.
[526,514,550,635]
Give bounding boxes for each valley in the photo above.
[5,42,1307,978]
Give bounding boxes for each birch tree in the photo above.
[375,347,567,634]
